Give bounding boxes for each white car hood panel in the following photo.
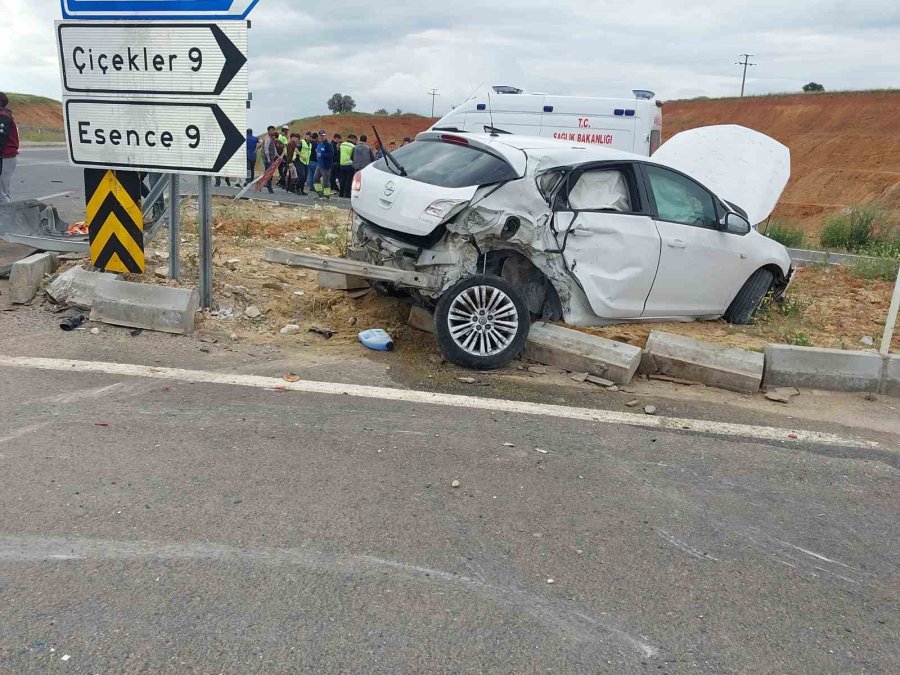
[650,125,790,225]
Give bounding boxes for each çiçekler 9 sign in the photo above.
[60,0,259,20]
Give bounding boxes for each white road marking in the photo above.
[0,534,658,658]
[0,421,51,446]
[0,354,882,449]
[33,190,75,201]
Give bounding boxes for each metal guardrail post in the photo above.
[141,173,169,220]
[197,176,213,308]
[879,266,899,356]
[168,174,181,281]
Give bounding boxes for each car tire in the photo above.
[724,268,774,325]
[435,275,530,370]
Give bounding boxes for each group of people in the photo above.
[239,125,413,199]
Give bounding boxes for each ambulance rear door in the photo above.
[540,96,636,152]
[461,93,547,135]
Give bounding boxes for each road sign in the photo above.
[64,98,246,175]
[61,0,259,21]
[56,22,247,98]
[85,168,144,273]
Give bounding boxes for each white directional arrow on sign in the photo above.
[64,98,247,176]
[56,21,248,98]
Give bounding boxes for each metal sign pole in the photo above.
[198,176,213,308]
[168,174,181,281]
[879,266,900,356]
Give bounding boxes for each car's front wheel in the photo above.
[435,275,530,370]
[724,268,774,325]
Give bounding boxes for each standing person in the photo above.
[329,133,342,194]
[261,125,279,194]
[350,133,375,190]
[338,134,357,198]
[277,125,290,187]
[297,131,312,196]
[313,129,334,199]
[401,137,412,146]
[0,92,19,205]
[284,132,302,193]
[214,175,232,187]
[388,141,397,154]
[243,128,259,187]
[304,131,318,193]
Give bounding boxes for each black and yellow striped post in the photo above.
[84,169,144,274]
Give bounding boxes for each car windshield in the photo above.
[374,140,518,188]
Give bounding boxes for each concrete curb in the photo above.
[763,344,885,393]
[9,252,57,304]
[645,331,764,394]
[787,247,890,268]
[523,322,642,385]
[90,280,199,335]
[46,266,122,310]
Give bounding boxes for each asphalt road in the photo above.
[0,331,897,673]
[11,145,351,225]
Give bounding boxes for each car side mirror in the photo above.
[723,211,751,235]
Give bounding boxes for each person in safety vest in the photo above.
[338,134,357,198]
[313,129,335,199]
[277,125,290,188]
[0,92,20,205]
[295,131,312,196]
[304,131,317,193]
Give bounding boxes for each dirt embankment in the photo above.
[282,113,435,146]
[664,91,900,234]
[6,93,64,129]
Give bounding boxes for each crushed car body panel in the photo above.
[649,124,790,225]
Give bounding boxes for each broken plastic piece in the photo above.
[358,329,394,351]
[59,313,85,331]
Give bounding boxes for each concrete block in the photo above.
[523,322,642,385]
[408,305,434,333]
[9,252,57,303]
[317,271,368,290]
[90,280,199,335]
[763,344,883,393]
[646,331,763,394]
[46,265,122,309]
[885,355,900,398]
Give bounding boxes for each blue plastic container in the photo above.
[358,329,394,351]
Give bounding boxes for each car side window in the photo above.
[567,169,632,212]
[645,165,718,228]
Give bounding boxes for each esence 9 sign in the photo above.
[64,98,245,175]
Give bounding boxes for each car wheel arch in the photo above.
[480,249,564,321]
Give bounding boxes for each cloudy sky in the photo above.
[3,0,899,128]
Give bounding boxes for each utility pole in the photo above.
[427,88,440,118]
[735,54,756,97]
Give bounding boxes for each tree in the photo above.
[326,93,357,114]
[391,108,403,116]
[802,82,825,93]
[373,108,389,115]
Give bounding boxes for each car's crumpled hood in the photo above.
[649,125,790,225]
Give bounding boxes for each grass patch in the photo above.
[763,220,806,248]
[18,127,65,142]
[820,204,890,252]
[851,256,900,281]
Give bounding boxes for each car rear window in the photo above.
[373,140,518,188]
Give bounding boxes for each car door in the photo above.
[557,163,661,319]
[640,164,754,317]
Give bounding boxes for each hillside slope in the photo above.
[6,93,64,139]
[664,91,900,232]
[283,113,435,145]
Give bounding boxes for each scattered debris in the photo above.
[536,448,548,454]
[293,290,305,296]
[644,405,657,415]
[224,258,241,271]
[585,375,615,387]
[280,324,301,335]
[546,578,555,585]
[457,376,476,384]
[262,281,286,291]
[89,327,100,335]
[358,329,394,351]
[503,442,515,447]
[606,385,619,392]
[860,336,875,347]
[283,373,300,382]
[451,479,460,488]
[153,266,169,279]
[59,313,85,331]
[765,387,801,404]
[309,326,334,339]
[625,399,640,408]
[648,373,702,386]
[528,365,548,375]
[570,372,589,383]
[130,328,142,337]
[347,288,371,299]
[244,305,262,318]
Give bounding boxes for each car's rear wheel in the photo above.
[435,275,530,370]
[724,268,774,325]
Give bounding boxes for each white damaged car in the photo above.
[349,125,794,369]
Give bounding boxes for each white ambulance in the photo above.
[431,85,663,156]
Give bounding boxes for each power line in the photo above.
[427,89,440,118]
[735,54,756,97]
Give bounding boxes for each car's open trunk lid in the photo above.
[650,124,790,225]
